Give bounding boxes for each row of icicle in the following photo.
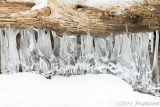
[0,28,159,96]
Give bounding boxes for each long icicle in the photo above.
[152,31,159,84]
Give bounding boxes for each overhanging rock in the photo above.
[0,0,160,37]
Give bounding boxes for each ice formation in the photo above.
[31,0,48,10]
[0,28,159,96]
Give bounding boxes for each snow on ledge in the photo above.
[59,0,145,11]
[31,0,48,10]
[31,0,145,12]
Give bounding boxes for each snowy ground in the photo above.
[0,73,159,107]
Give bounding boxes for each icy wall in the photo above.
[0,28,159,96]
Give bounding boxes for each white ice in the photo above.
[0,73,159,107]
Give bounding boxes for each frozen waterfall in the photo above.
[0,28,159,96]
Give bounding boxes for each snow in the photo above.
[31,0,48,10]
[59,0,144,10]
[31,0,144,11]
[0,73,159,107]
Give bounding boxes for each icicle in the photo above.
[152,30,159,84]
[1,29,8,73]
[99,38,107,57]
[94,38,99,59]
[19,30,30,71]
[51,31,60,57]
[125,25,128,33]
[0,29,3,68]
[107,34,114,59]
[111,35,120,60]
[84,33,94,58]
[143,33,151,69]
[81,35,84,58]
[150,32,154,53]
[36,29,52,59]
[135,33,140,64]
[27,29,39,71]
[7,28,20,72]
[119,33,133,64]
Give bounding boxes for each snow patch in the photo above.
[31,0,145,12]
[31,0,48,10]
[59,0,145,10]
[0,73,159,107]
